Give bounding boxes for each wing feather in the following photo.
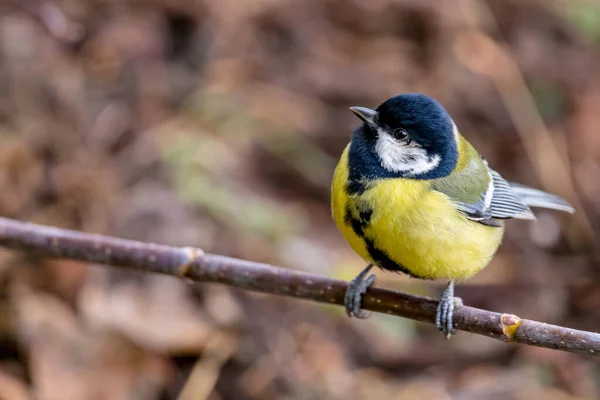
[452,167,574,225]
[487,170,535,220]
[431,136,573,224]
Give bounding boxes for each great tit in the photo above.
[331,93,574,338]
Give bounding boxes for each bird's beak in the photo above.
[349,106,377,127]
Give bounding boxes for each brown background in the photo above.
[0,0,599,399]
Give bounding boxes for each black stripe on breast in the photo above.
[346,180,368,196]
[344,204,373,237]
[363,238,427,279]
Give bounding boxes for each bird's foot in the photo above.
[344,264,376,319]
[435,280,462,339]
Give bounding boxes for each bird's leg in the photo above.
[344,263,376,319]
[435,280,462,339]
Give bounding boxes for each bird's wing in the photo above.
[431,159,536,225]
[433,160,574,226]
[469,166,575,221]
[484,168,536,221]
[504,180,575,214]
[431,134,573,225]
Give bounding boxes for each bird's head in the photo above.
[350,93,459,179]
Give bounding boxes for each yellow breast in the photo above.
[331,145,504,280]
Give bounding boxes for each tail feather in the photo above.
[510,183,575,214]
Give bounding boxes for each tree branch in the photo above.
[0,216,597,356]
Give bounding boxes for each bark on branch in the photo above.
[0,216,597,356]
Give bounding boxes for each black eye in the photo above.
[393,128,409,141]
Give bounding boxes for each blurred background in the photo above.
[0,0,599,398]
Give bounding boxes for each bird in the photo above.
[330,93,574,338]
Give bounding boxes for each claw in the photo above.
[435,280,460,339]
[344,264,376,319]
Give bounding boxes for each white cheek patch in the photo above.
[375,129,441,176]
